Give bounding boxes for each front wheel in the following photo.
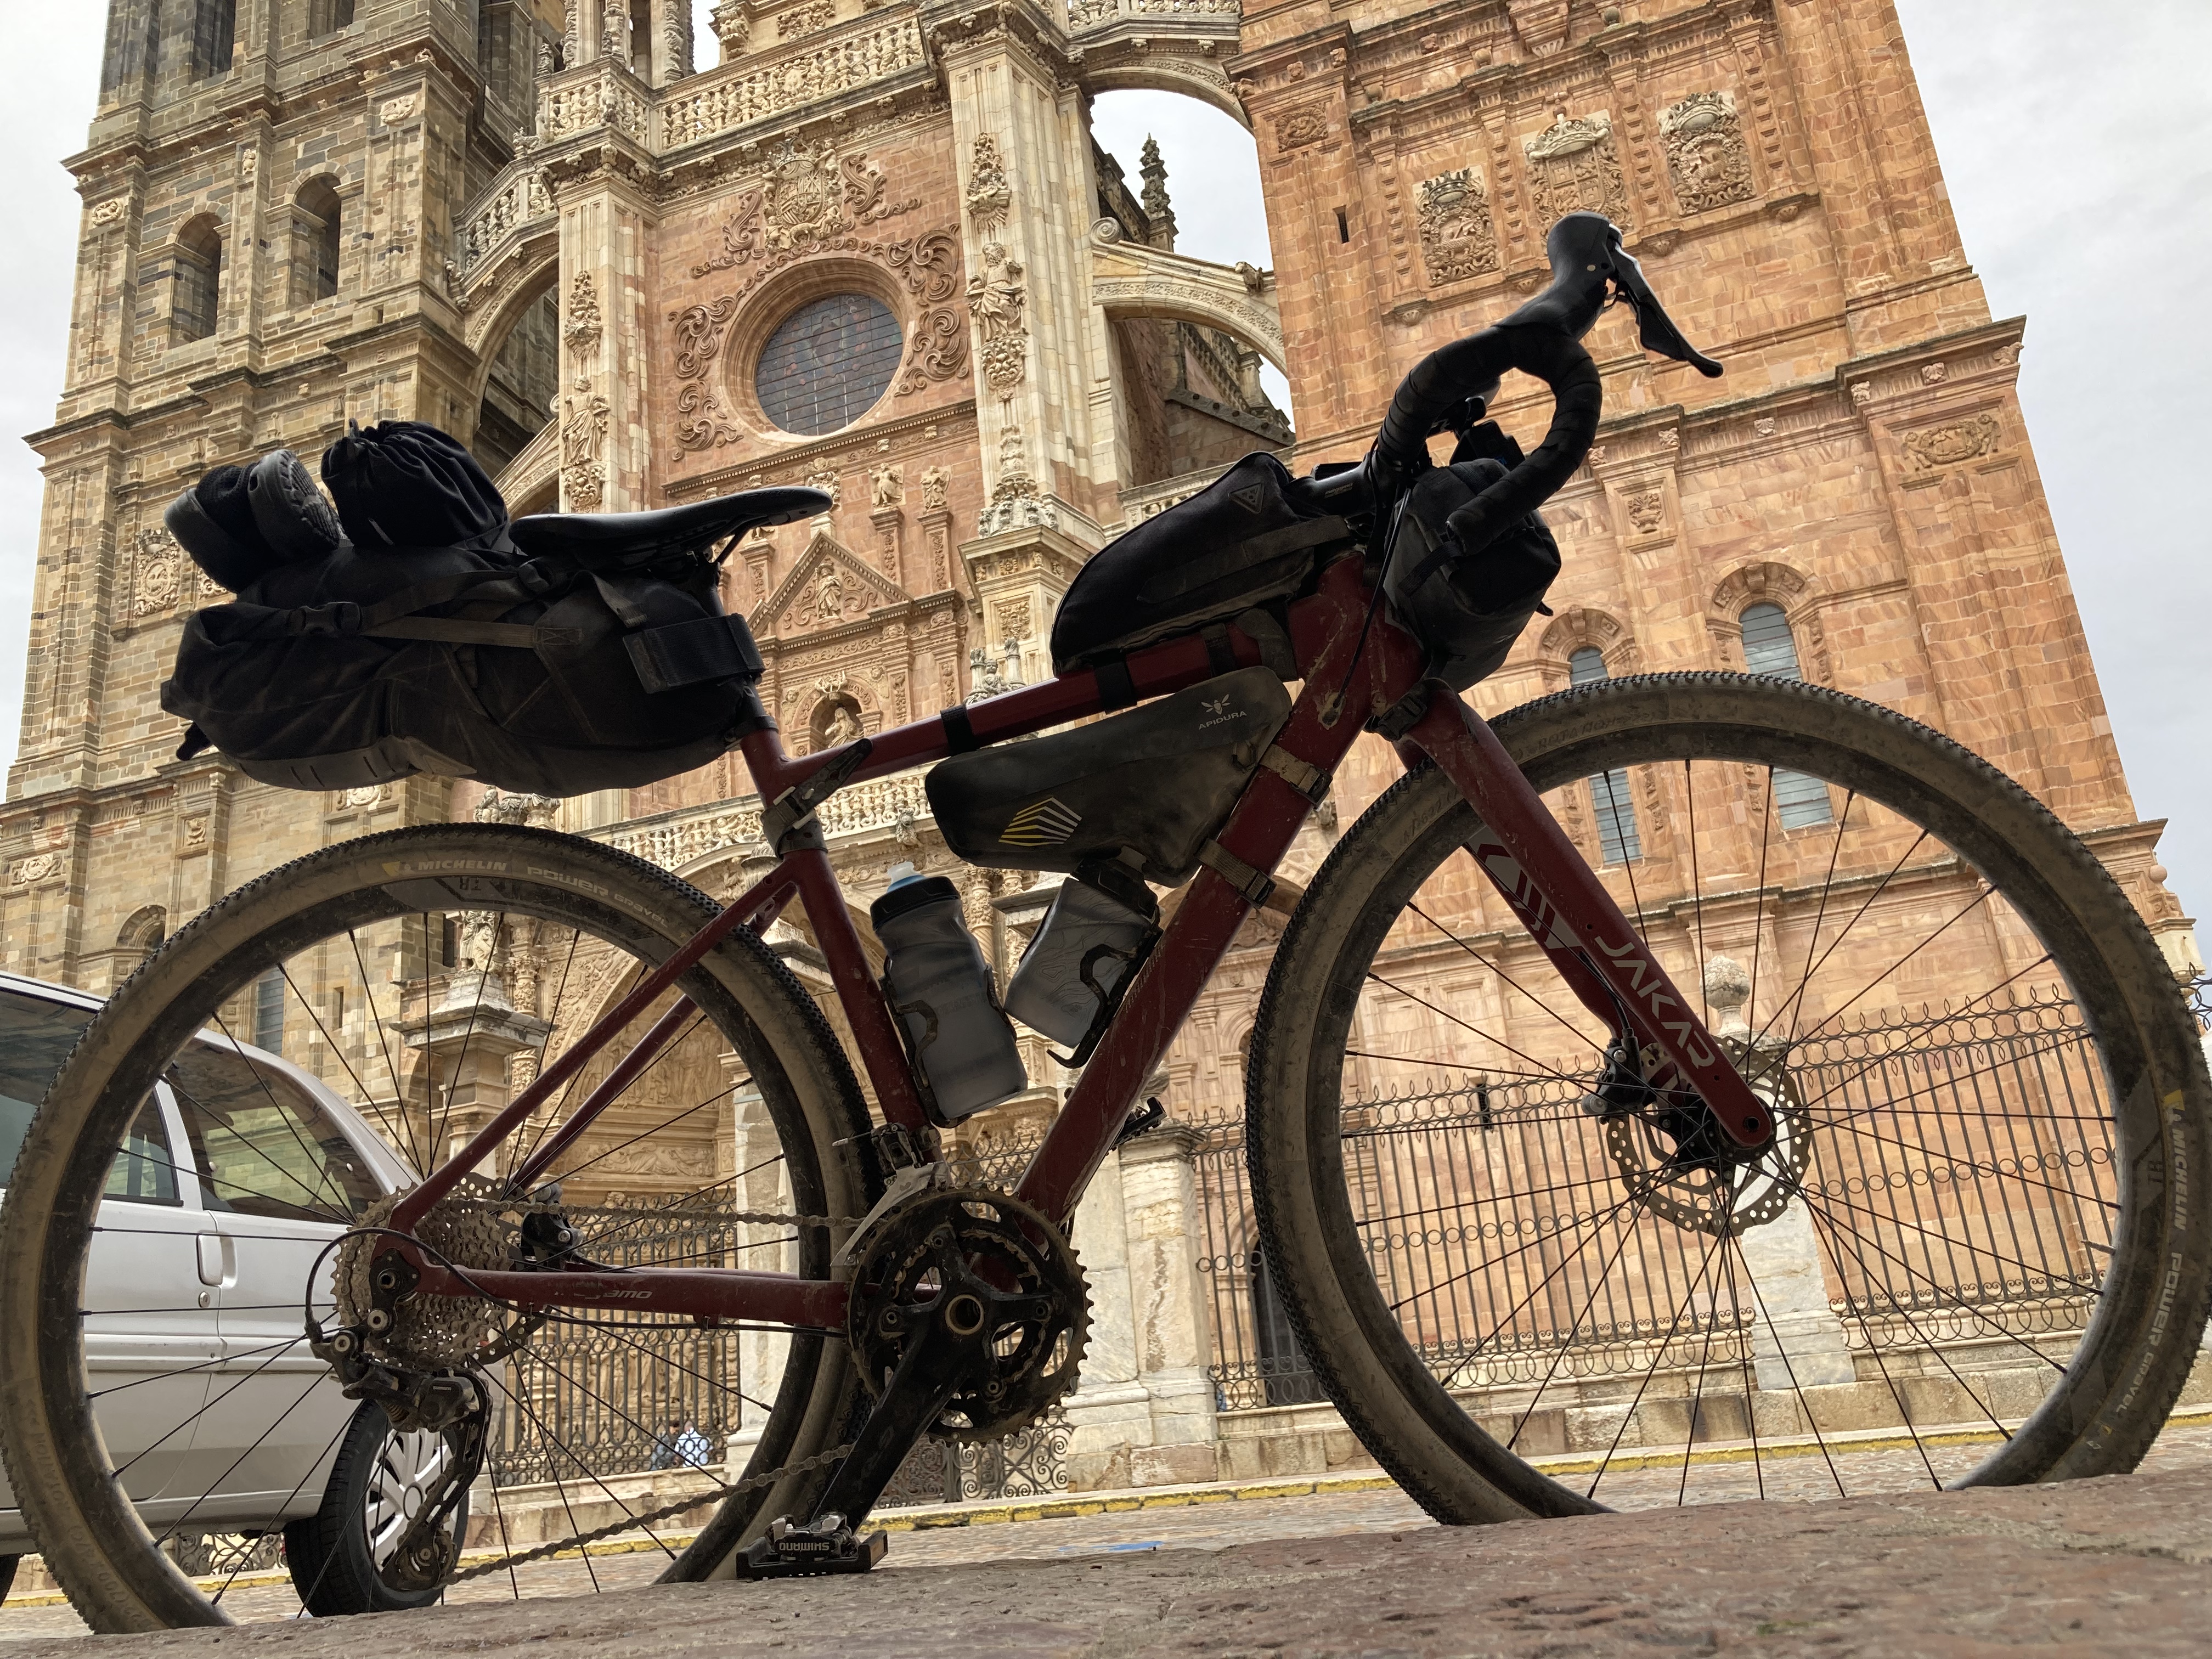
[1248,673,2211,1522]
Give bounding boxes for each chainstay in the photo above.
[451,1442,856,1582]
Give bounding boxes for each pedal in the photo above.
[737,1513,888,1578]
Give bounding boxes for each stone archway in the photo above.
[1091,233,1286,376]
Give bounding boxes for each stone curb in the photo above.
[11,1401,2207,1610]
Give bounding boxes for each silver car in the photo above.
[0,970,466,1615]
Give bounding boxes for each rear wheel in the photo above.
[0,825,876,1630]
[1249,674,2211,1521]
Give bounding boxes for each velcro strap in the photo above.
[1199,840,1275,908]
[364,617,578,650]
[1262,744,1331,803]
[1094,656,1138,710]
[1200,624,1239,677]
[941,704,980,754]
[623,614,765,694]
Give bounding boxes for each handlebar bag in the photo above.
[159,448,766,798]
[1383,451,1561,691]
[1049,452,1350,672]
[927,667,1290,886]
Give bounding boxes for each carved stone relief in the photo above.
[1623,489,1665,535]
[1522,112,1631,228]
[561,392,611,507]
[870,464,904,507]
[918,466,949,511]
[777,0,836,37]
[691,139,919,276]
[563,269,604,359]
[964,134,1011,230]
[1660,92,1756,216]
[1276,105,1329,152]
[1415,167,1499,286]
[1901,413,2001,472]
[129,527,184,617]
[969,244,1027,393]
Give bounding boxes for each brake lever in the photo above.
[1606,245,1723,378]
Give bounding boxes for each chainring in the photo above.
[847,1188,1088,1443]
[1602,1040,1813,1237]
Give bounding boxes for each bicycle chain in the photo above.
[450,1442,856,1582]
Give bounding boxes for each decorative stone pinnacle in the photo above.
[1138,136,1177,251]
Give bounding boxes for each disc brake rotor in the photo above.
[847,1188,1088,1442]
[1603,1040,1813,1237]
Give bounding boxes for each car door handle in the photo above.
[195,1233,235,1289]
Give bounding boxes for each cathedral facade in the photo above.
[3,0,2203,1487]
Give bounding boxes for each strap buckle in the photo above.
[1261,744,1331,804]
[289,601,362,637]
[1199,840,1276,909]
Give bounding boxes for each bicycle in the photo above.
[5,212,2206,1632]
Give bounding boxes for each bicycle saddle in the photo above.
[510,486,829,565]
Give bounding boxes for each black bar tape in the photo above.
[1094,657,1138,710]
[941,704,980,754]
[1201,625,1239,677]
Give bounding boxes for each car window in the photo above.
[0,988,93,1188]
[104,1093,180,1206]
[169,1045,381,1222]
[0,988,178,1203]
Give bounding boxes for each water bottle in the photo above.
[1003,861,1158,1048]
[871,864,1028,1120]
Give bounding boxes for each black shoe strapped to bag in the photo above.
[159,421,825,797]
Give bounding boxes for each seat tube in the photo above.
[1408,691,1774,1149]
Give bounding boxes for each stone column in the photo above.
[1118,1122,1220,1485]
[1706,956,1855,1392]
[724,1077,795,1460]
[1060,1147,1153,1491]
[399,951,553,1170]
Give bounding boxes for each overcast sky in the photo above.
[1,5,2204,947]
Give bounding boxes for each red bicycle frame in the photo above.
[392,552,1770,1329]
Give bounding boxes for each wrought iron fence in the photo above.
[486,1199,747,1487]
[1198,983,2130,1413]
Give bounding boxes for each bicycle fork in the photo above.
[1406,692,1774,1148]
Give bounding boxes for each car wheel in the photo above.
[284,1403,469,1616]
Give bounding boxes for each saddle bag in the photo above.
[159,424,771,797]
[927,668,1291,886]
[1382,432,1561,691]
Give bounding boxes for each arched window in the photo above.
[294,177,342,304]
[172,216,222,343]
[1569,647,1641,865]
[188,0,236,80]
[1739,603,1835,828]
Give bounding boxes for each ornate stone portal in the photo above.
[2,0,2199,1504]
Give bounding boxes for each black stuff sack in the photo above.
[159,429,804,798]
[320,420,509,549]
[1382,436,1561,691]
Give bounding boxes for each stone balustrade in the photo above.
[660,19,927,149]
[593,768,929,875]
[450,161,554,279]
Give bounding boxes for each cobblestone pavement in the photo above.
[3,1419,2207,1650]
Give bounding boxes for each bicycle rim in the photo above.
[1245,674,2211,1522]
[0,825,873,1629]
